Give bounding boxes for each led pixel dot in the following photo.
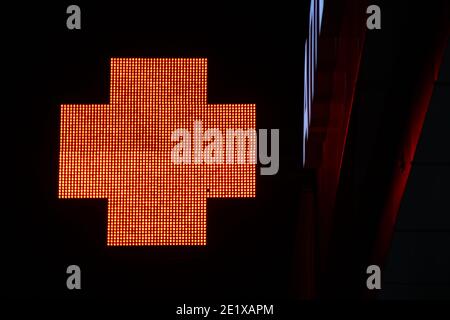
[58,58,256,246]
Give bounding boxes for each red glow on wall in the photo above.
[58,58,256,246]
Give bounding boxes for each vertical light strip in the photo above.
[303,0,323,166]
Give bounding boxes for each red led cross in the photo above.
[58,58,255,246]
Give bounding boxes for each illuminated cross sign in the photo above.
[58,58,256,246]
[303,0,324,165]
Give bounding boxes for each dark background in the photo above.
[3,0,449,303]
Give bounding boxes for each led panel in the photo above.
[58,58,256,246]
